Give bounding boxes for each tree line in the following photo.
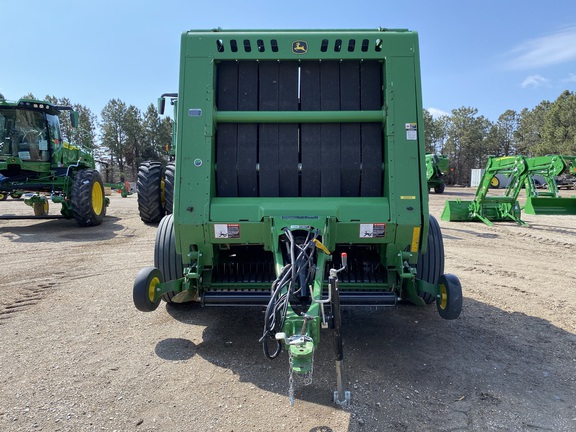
[21,94,172,183]
[424,90,576,186]
[19,88,576,186]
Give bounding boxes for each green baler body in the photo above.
[171,29,430,297]
[133,29,466,399]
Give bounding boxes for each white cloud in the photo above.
[521,75,551,88]
[427,107,450,118]
[507,26,576,69]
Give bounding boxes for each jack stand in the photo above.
[331,253,351,407]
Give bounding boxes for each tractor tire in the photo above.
[0,192,7,201]
[71,169,106,227]
[137,161,165,223]
[434,182,445,194]
[155,214,184,303]
[164,161,175,215]
[416,215,445,304]
[437,273,463,320]
[133,266,162,312]
[10,192,22,199]
[490,176,500,189]
[33,200,49,216]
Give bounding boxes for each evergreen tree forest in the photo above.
[424,90,576,186]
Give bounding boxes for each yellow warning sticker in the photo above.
[400,196,416,200]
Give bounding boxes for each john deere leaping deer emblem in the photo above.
[292,40,308,54]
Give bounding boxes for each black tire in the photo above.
[133,267,162,312]
[10,192,22,199]
[137,161,165,223]
[437,273,463,320]
[71,169,106,227]
[154,215,184,303]
[0,192,8,201]
[164,161,175,215]
[434,182,445,194]
[33,200,49,216]
[416,215,445,304]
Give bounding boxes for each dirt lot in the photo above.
[1,188,575,432]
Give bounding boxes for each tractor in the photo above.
[133,28,463,405]
[0,96,122,226]
[136,93,178,223]
[426,153,449,193]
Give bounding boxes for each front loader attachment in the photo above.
[524,196,576,215]
[442,197,524,226]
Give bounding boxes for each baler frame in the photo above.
[134,28,462,404]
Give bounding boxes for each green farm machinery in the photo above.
[523,155,576,215]
[442,154,576,226]
[426,153,449,193]
[133,28,463,405]
[0,96,124,225]
[137,94,178,223]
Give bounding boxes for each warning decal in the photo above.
[360,223,386,238]
[405,122,417,141]
[214,224,240,239]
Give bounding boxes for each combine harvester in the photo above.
[426,153,449,193]
[0,96,126,226]
[133,28,463,405]
[442,155,576,226]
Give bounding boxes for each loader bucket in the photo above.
[524,196,576,215]
[442,199,523,226]
[441,200,473,222]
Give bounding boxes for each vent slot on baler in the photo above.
[215,60,384,198]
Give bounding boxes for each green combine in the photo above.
[426,153,449,193]
[133,28,463,405]
[0,96,124,225]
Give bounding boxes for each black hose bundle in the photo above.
[260,228,319,359]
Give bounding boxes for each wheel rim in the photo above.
[439,283,448,310]
[148,276,160,302]
[490,177,499,187]
[91,183,104,214]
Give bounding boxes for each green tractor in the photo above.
[136,93,178,223]
[426,153,449,193]
[0,96,114,226]
[133,28,463,405]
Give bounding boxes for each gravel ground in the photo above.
[0,188,575,431]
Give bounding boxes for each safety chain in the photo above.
[288,348,314,406]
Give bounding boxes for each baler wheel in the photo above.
[154,214,183,303]
[437,274,462,320]
[33,200,49,216]
[164,162,175,215]
[416,215,444,304]
[133,266,162,312]
[137,161,165,223]
[71,169,106,226]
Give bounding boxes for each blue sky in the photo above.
[1,0,575,123]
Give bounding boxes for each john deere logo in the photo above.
[292,40,308,54]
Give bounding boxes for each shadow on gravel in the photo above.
[0,216,125,242]
[159,298,576,431]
